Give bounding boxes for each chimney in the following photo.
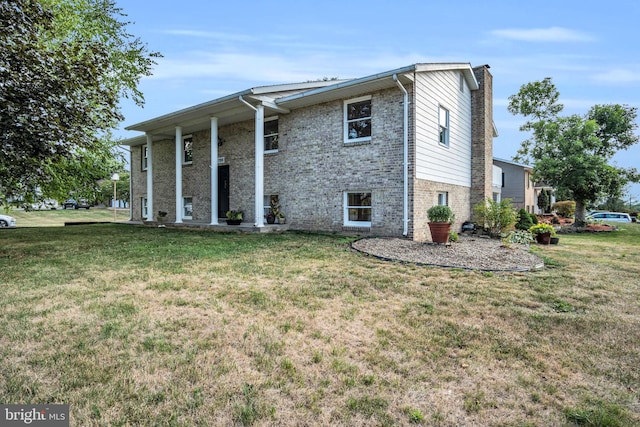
[470,65,494,214]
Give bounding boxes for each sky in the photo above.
[114,0,640,201]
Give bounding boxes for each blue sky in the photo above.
[115,0,640,201]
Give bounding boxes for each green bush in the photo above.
[553,200,576,218]
[427,205,455,223]
[530,212,538,224]
[473,198,517,237]
[515,208,533,230]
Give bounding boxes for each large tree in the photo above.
[0,0,159,206]
[508,78,639,225]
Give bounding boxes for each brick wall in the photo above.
[470,65,494,215]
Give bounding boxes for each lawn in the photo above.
[0,218,639,426]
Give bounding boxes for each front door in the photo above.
[218,165,229,219]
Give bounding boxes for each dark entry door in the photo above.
[218,165,230,219]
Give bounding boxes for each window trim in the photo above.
[437,192,449,206]
[183,196,193,220]
[438,105,450,147]
[183,135,193,165]
[264,116,279,154]
[344,95,372,144]
[343,191,372,227]
[142,145,148,171]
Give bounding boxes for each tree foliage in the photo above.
[508,78,640,224]
[0,0,159,206]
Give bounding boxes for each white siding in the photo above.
[415,70,472,187]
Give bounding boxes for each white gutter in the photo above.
[393,74,409,237]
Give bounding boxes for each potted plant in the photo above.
[268,199,285,224]
[156,210,168,222]
[427,205,455,244]
[529,223,556,244]
[226,210,243,225]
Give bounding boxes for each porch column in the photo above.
[254,104,264,228]
[146,133,153,221]
[210,117,219,225]
[175,126,183,223]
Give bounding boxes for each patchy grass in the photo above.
[0,220,639,426]
[7,207,128,227]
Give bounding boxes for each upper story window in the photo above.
[142,145,148,171]
[438,105,450,146]
[183,135,193,164]
[264,117,278,153]
[344,96,372,143]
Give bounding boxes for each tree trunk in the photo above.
[574,199,587,227]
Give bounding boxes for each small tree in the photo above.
[474,198,518,237]
[515,208,533,230]
[537,189,551,213]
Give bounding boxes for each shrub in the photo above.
[553,200,576,218]
[474,198,517,237]
[529,212,538,224]
[515,208,533,230]
[427,205,455,223]
[448,231,459,242]
[502,230,534,245]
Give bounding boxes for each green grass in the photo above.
[1,217,639,426]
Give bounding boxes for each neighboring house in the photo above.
[122,63,495,241]
[493,157,555,213]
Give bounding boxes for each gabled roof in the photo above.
[122,63,479,146]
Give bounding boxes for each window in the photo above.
[142,145,148,171]
[183,135,193,164]
[344,192,371,227]
[264,117,278,152]
[438,106,450,146]
[141,197,148,219]
[459,73,465,92]
[438,192,448,206]
[344,96,372,143]
[183,197,193,220]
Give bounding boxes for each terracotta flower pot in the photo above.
[428,222,451,244]
[535,232,551,245]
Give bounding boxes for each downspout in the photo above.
[393,74,409,236]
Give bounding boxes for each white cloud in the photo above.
[591,68,640,84]
[490,27,594,42]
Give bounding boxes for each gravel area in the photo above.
[352,234,545,271]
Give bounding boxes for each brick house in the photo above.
[122,63,495,241]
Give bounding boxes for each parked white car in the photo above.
[586,212,632,223]
[0,214,17,228]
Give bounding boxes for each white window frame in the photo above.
[183,197,193,220]
[141,197,148,219]
[343,192,372,227]
[438,192,449,206]
[183,135,193,165]
[344,95,372,144]
[264,116,279,154]
[438,105,450,147]
[142,145,148,171]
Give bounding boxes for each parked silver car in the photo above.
[586,212,632,223]
[0,214,17,228]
